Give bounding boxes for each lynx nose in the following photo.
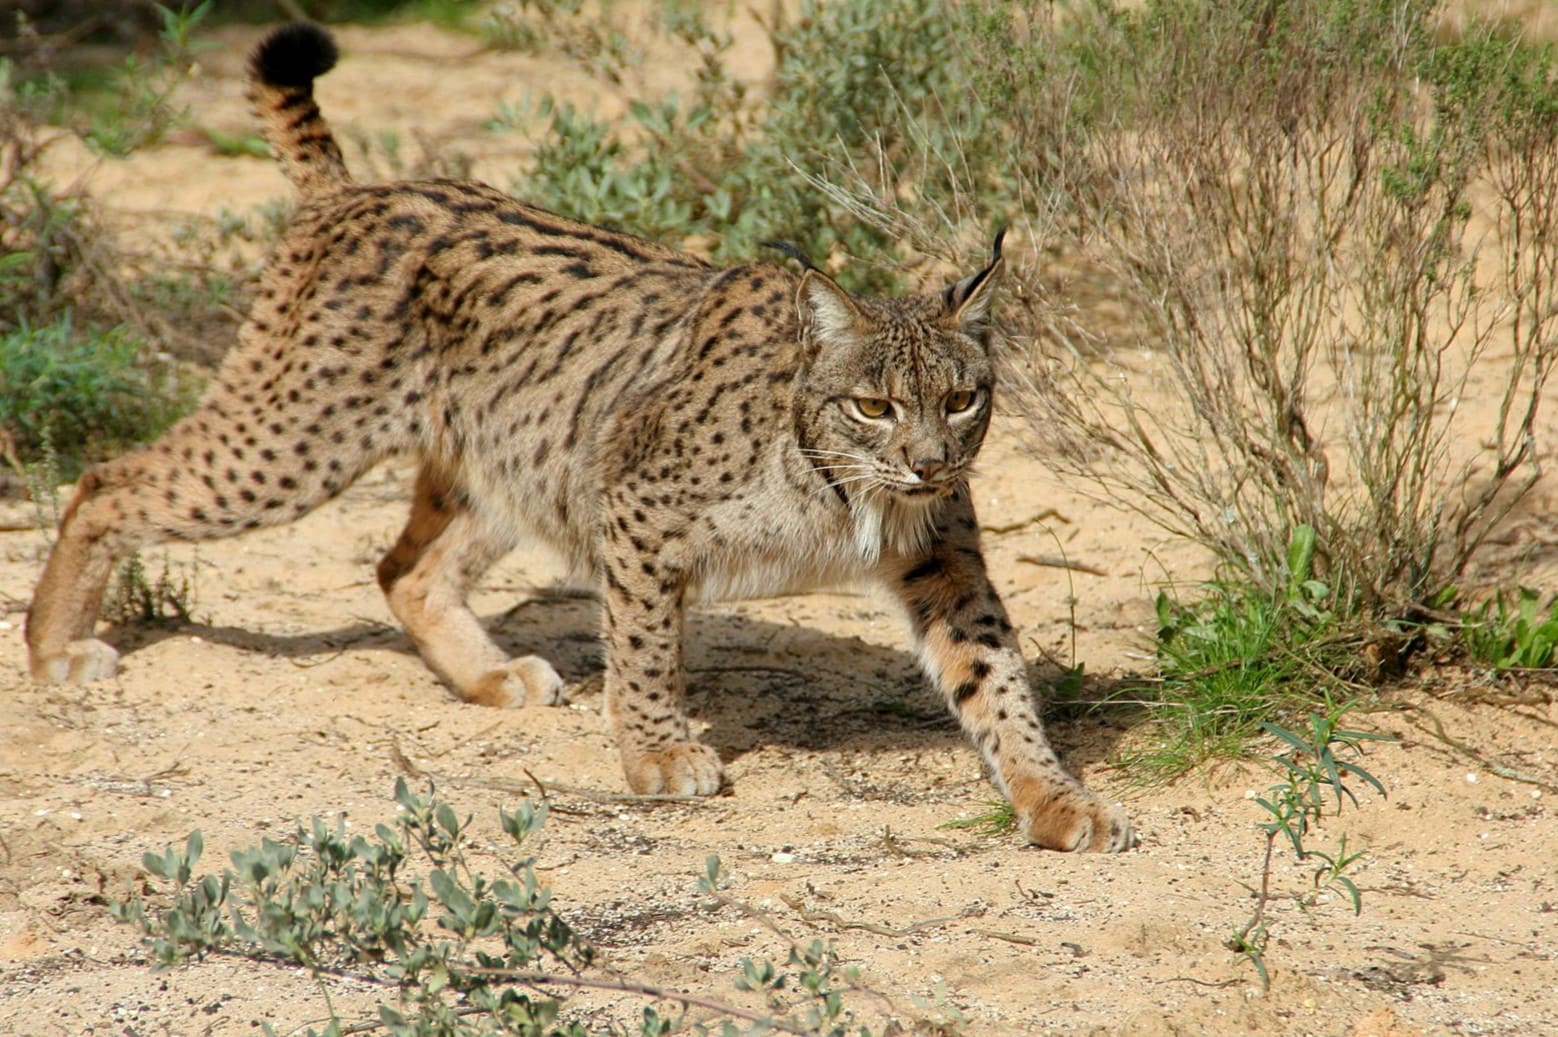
[910,457,946,482]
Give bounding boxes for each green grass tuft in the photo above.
[1463,588,1558,670]
[938,800,1018,838]
[1118,528,1369,784]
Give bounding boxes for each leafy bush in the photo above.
[0,76,95,335]
[508,0,984,288]
[113,780,894,1036]
[0,3,243,479]
[0,317,187,477]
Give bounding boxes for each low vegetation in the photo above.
[1,2,237,481]
[1228,711,1391,989]
[114,780,897,1036]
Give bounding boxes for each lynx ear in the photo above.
[942,227,1006,340]
[796,268,865,347]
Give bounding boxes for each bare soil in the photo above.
[3,18,1557,1037]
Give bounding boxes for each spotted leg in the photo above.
[888,491,1133,852]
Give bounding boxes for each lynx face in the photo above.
[792,270,998,560]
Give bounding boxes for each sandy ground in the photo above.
[3,15,1558,1037]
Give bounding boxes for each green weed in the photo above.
[0,165,91,334]
[78,3,211,156]
[114,780,910,1035]
[1122,528,1364,782]
[1229,710,1391,989]
[1463,588,1558,670]
[105,550,198,627]
[21,429,62,534]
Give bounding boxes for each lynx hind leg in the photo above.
[26,389,392,683]
[25,468,123,682]
[377,466,564,708]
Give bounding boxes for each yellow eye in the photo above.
[946,389,978,414]
[854,397,893,420]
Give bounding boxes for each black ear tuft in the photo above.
[253,23,339,89]
[943,225,1007,337]
[762,240,821,273]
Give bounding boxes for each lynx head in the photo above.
[790,232,1005,560]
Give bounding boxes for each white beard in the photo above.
[851,492,939,564]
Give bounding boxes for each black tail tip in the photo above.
[253,22,338,88]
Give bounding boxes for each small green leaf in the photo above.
[1286,524,1316,584]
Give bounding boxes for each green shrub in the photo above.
[509,0,984,289]
[113,780,897,1036]
[0,317,188,477]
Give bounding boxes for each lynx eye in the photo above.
[945,389,979,414]
[852,396,894,420]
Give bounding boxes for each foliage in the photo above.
[0,3,251,478]
[997,0,1555,624]
[0,317,187,478]
[1228,711,1391,989]
[87,3,208,155]
[1122,527,1371,781]
[506,0,985,289]
[1463,588,1558,670]
[104,549,198,626]
[112,781,893,1036]
[0,103,91,334]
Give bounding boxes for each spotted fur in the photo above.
[26,23,1132,852]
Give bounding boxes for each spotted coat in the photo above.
[25,23,1131,852]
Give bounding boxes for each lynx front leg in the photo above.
[890,494,1133,852]
[598,505,722,796]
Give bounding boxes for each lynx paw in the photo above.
[30,638,120,685]
[463,655,566,708]
[1011,777,1134,853]
[622,742,724,796]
